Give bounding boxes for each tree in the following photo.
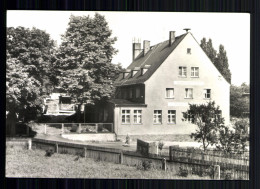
[55,13,122,121]
[183,101,224,151]
[230,83,250,117]
[216,119,249,154]
[200,38,232,83]
[215,45,232,83]
[6,27,57,121]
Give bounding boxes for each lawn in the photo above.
[6,146,210,179]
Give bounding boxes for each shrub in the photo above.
[45,149,54,157]
[137,160,152,171]
[178,166,188,177]
[158,141,164,155]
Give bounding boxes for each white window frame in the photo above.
[133,109,142,124]
[153,110,162,124]
[168,110,176,124]
[179,66,187,77]
[185,88,193,99]
[122,109,131,124]
[166,88,174,98]
[191,67,199,77]
[203,89,211,99]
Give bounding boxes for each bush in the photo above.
[137,160,152,171]
[45,149,54,157]
[178,166,188,177]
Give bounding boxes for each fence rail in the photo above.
[169,146,249,179]
[42,122,114,134]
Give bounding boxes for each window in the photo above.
[141,68,148,75]
[136,87,141,98]
[184,112,195,123]
[153,110,162,124]
[129,88,133,99]
[179,66,187,77]
[191,67,199,77]
[187,48,191,54]
[203,89,211,99]
[122,110,130,124]
[134,110,142,124]
[185,88,193,98]
[166,88,174,98]
[168,110,176,124]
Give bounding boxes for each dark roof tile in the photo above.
[114,33,188,86]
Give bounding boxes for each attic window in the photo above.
[141,68,148,75]
[187,48,191,54]
[131,70,138,77]
[123,72,129,79]
[141,65,151,75]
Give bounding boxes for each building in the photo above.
[43,88,76,116]
[105,30,230,136]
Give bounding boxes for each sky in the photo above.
[7,11,250,86]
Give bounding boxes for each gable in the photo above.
[144,32,230,87]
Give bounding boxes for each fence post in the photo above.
[120,151,123,164]
[55,143,59,153]
[26,125,30,136]
[27,139,32,150]
[44,124,47,134]
[61,123,64,134]
[84,147,87,158]
[213,165,220,180]
[162,158,166,171]
[96,124,98,133]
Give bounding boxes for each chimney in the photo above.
[183,28,191,33]
[143,40,150,56]
[132,39,142,61]
[169,31,175,46]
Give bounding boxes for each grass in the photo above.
[6,147,210,179]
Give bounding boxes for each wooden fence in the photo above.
[169,146,249,180]
[31,138,249,179]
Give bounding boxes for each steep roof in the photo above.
[114,33,188,86]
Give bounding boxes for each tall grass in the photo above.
[6,147,210,179]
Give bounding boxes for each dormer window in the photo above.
[141,68,147,75]
[123,72,129,79]
[122,69,131,79]
[141,65,151,75]
[131,67,140,77]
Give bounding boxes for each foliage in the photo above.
[137,160,152,171]
[200,38,232,83]
[55,13,122,118]
[45,149,54,157]
[230,83,250,117]
[158,141,164,155]
[216,119,249,154]
[178,166,188,177]
[192,166,214,178]
[183,101,224,151]
[6,27,57,121]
